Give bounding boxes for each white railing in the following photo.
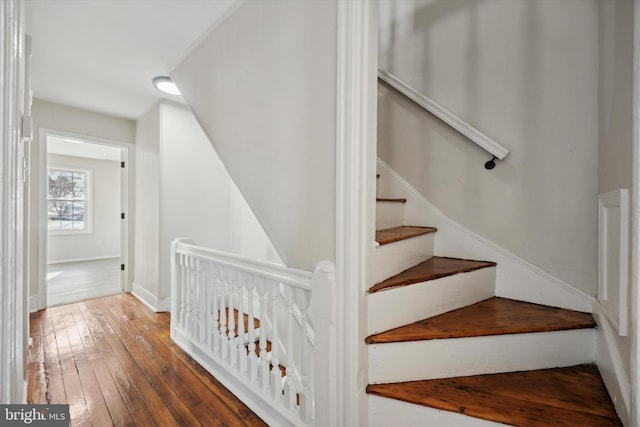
[170,238,322,427]
[378,69,510,161]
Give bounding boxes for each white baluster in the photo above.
[179,253,188,329]
[218,269,228,361]
[282,285,296,410]
[204,263,212,349]
[270,283,282,401]
[227,270,237,368]
[296,288,313,421]
[186,256,194,336]
[246,276,258,383]
[190,257,198,338]
[210,264,220,354]
[236,278,247,375]
[256,278,269,391]
[199,259,207,344]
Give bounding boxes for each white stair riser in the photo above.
[376,201,405,231]
[369,395,510,427]
[368,267,495,335]
[372,234,435,285]
[368,329,596,383]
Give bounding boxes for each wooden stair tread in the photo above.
[376,197,407,203]
[366,364,622,427]
[375,226,437,246]
[369,256,495,293]
[366,297,595,344]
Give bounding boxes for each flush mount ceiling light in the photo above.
[152,76,181,96]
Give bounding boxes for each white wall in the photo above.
[133,104,161,299]
[30,98,136,296]
[599,0,634,195]
[229,181,283,264]
[596,0,634,423]
[172,0,338,271]
[158,101,233,299]
[377,0,599,295]
[47,153,120,263]
[135,101,281,305]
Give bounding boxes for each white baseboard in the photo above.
[131,282,170,312]
[29,294,42,313]
[47,254,120,265]
[377,159,594,312]
[593,309,631,426]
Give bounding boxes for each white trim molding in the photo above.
[598,189,630,336]
[47,254,120,265]
[131,282,170,312]
[0,0,27,404]
[594,310,632,426]
[631,2,640,424]
[378,69,509,161]
[37,128,135,310]
[334,1,377,426]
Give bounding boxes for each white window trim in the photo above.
[47,165,93,235]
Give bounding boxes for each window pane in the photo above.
[72,202,85,230]
[72,172,85,199]
[48,170,61,199]
[47,168,90,233]
[61,199,73,230]
[47,201,61,230]
[59,172,75,200]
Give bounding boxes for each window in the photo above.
[47,168,91,233]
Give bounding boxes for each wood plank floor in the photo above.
[47,259,122,307]
[367,365,622,427]
[28,293,267,427]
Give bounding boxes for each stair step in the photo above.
[375,226,436,246]
[366,364,622,427]
[366,297,595,344]
[367,265,495,335]
[372,228,437,284]
[369,256,495,294]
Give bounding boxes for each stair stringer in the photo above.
[593,310,632,426]
[377,159,594,313]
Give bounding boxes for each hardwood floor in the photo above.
[28,293,267,427]
[47,259,122,307]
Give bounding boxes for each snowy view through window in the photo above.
[48,168,88,232]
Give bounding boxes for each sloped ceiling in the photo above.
[27,0,236,120]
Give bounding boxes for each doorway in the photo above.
[41,132,130,307]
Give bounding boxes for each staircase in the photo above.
[366,176,622,426]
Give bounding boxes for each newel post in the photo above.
[312,260,336,426]
[170,238,193,338]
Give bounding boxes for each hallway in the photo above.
[27,293,267,426]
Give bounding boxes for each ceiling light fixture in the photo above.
[152,76,181,96]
